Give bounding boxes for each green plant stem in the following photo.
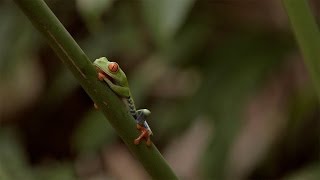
[13,0,177,179]
[283,0,320,99]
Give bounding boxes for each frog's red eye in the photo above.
[108,62,119,72]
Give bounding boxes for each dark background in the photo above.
[0,0,320,179]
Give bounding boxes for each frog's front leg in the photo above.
[93,72,106,109]
[98,72,105,81]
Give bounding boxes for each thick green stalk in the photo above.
[283,0,320,98]
[13,0,177,179]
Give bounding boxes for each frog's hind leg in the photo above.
[146,136,152,146]
[134,127,148,145]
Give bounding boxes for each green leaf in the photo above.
[141,0,196,46]
[76,0,115,31]
[285,164,320,180]
[34,162,75,180]
[73,111,115,153]
[0,129,34,180]
[283,0,320,100]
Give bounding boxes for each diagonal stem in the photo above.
[12,0,177,179]
[283,0,320,99]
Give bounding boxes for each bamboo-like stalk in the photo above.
[283,0,320,98]
[13,0,177,179]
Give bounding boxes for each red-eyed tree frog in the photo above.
[93,57,153,146]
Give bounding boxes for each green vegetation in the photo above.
[283,0,320,99]
[12,0,177,179]
[0,0,319,179]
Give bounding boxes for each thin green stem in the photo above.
[13,0,177,179]
[283,0,320,99]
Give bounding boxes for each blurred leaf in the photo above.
[77,0,114,17]
[163,17,212,64]
[0,129,33,180]
[34,162,75,180]
[81,2,147,60]
[45,68,78,106]
[73,110,115,153]
[284,0,320,99]
[201,32,291,179]
[250,85,320,179]
[141,0,196,46]
[76,0,115,31]
[285,164,320,180]
[0,2,37,78]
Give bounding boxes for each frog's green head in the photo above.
[93,57,129,89]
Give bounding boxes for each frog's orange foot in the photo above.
[98,72,105,81]
[94,103,99,109]
[146,137,152,146]
[134,126,152,146]
[136,124,142,130]
[134,138,140,145]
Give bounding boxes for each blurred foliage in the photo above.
[1,0,320,179]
